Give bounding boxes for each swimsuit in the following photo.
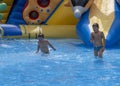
[94,46,103,52]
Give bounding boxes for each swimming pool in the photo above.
[0,39,120,86]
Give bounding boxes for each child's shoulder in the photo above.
[99,31,104,34]
[91,32,94,35]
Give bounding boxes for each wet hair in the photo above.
[38,34,44,38]
[92,23,99,28]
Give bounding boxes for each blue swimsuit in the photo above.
[94,46,103,51]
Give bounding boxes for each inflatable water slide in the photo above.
[0,0,78,38]
[76,0,120,47]
[0,0,120,47]
[0,0,14,23]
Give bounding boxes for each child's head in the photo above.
[92,23,99,32]
[38,34,44,40]
[38,34,44,38]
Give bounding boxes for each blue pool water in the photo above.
[0,39,120,86]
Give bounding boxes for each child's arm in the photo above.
[90,33,94,43]
[48,41,56,51]
[101,32,106,47]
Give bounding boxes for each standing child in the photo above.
[36,34,56,54]
[90,23,105,58]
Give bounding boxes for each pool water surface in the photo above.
[0,39,120,86]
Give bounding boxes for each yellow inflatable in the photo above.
[0,0,14,23]
[23,0,62,24]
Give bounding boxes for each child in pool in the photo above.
[36,33,56,54]
[90,23,105,58]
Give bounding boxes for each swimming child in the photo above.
[90,23,105,58]
[36,34,56,54]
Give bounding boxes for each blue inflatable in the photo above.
[76,0,120,48]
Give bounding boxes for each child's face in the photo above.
[93,26,99,33]
[38,37,43,41]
